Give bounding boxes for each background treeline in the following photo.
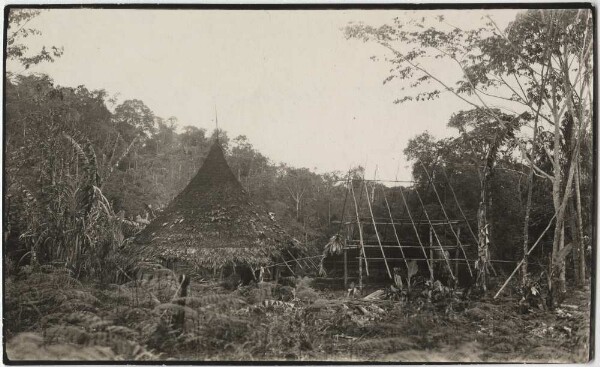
[4,73,350,275]
[4,9,594,294]
[5,72,593,282]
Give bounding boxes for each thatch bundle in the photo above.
[323,234,345,256]
[318,234,346,276]
[134,143,299,271]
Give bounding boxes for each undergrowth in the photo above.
[6,265,590,362]
[6,266,356,361]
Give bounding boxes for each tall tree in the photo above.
[6,9,63,72]
[345,9,593,298]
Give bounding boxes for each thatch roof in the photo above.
[135,142,298,269]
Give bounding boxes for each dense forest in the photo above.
[4,8,593,362]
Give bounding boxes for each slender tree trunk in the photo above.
[476,147,497,291]
[559,223,566,293]
[521,117,539,286]
[568,198,581,285]
[574,159,586,284]
[476,194,489,291]
[549,152,579,307]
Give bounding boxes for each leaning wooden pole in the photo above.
[414,189,455,280]
[382,189,410,274]
[343,247,348,288]
[173,274,191,332]
[398,187,434,279]
[350,180,369,276]
[281,256,296,276]
[442,167,499,277]
[286,250,306,270]
[365,183,392,279]
[494,213,557,299]
[442,167,479,245]
[574,158,586,283]
[420,162,473,276]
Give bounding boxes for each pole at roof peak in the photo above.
[214,105,219,144]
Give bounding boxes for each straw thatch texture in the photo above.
[135,143,295,269]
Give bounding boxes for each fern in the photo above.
[154,303,199,321]
[355,336,417,353]
[173,294,245,308]
[7,332,118,361]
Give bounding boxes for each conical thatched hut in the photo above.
[135,142,301,278]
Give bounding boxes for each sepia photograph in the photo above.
[3,3,595,363]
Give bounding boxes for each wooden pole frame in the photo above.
[442,167,479,244]
[429,226,434,280]
[364,183,392,279]
[420,162,473,276]
[414,189,455,280]
[494,213,557,299]
[343,247,348,288]
[398,187,434,279]
[382,189,410,274]
[350,180,369,276]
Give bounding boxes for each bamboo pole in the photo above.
[398,187,434,279]
[334,258,527,264]
[264,255,325,269]
[494,213,557,299]
[347,244,470,249]
[420,162,473,276]
[383,189,410,274]
[429,226,434,280]
[304,256,319,271]
[455,227,460,277]
[344,218,462,224]
[343,247,348,288]
[286,249,305,270]
[441,167,499,277]
[364,183,392,279]
[350,180,369,276]
[442,167,480,245]
[281,256,296,276]
[414,189,455,280]
[359,247,363,292]
[336,171,351,235]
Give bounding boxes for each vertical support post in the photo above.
[173,274,190,333]
[343,246,348,289]
[358,222,364,292]
[399,188,434,279]
[455,227,461,277]
[414,189,455,280]
[429,226,434,281]
[383,190,410,273]
[350,181,369,276]
[364,184,392,279]
[420,162,472,276]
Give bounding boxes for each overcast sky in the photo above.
[7,8,522,181]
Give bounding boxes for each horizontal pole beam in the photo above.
[354,258,522,264]
[346,244,473,249]
[344,221,463,226]
[356,257,471,262]
[347,217,464,222]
